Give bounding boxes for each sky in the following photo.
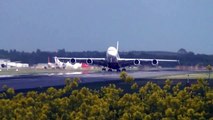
[0,0,213,54]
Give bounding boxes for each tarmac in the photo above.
[0,70,210,91]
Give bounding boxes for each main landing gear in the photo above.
[102,67,113,72]
[102,67,106,71]
[102,67,126,72]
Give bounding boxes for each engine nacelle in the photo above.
[152,59,158,66]
[86,59,93,64]
[1,64,6,68]
[134,59,140,65]
[70,58,76,64]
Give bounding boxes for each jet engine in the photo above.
[134,59,140,65]
[70,58,76,64]
[86,59,93,64]
[1,64,6,68]
[152,59,158,66]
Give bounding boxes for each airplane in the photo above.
[54,57,89,69]
[0,59,9,68]
[0,59,29,68]
[47,57,57,69]
[56,42,179,72]
[34,57,57,69]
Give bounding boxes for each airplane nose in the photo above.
[107,47,118,56]
[108,51,117,56]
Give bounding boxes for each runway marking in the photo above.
[0,75,16,78]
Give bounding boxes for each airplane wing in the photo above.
[57,57,107,67]
[118,58,179,67]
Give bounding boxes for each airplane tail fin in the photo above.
[54,57,66,68]
[48,57,50,63]
[54,57,61,64]
[116,41,119,51]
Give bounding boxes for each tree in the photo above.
[163,79,172,92]
[6,88,15,98]
[2,85,8,91]
[131,83,138,90]
[0,77,212,119]
[120,71,134,83]
[64,78,79,94]
[178,48,187,54]
[120,71,127,81]
[165,108,174,118]
[206,65,212,80]
[125,76,134,83]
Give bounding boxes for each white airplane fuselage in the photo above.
[106,46,120,69]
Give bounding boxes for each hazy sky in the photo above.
[0,0,213,54]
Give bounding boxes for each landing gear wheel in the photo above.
[102,68,106,71]
[108,68,113,72]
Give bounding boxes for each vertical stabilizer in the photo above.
[54,57,60,64]
[48,57,50,63]
[54,57,66,68]
[116,41,119,51]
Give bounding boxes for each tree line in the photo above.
[0,73,212,119]
[0,49,213,66]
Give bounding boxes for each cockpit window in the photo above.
[108,47,116,51]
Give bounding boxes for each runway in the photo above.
[0,70,209,91]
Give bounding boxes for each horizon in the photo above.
[1,48,211,55]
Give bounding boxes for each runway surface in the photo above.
[0,70,208,91]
